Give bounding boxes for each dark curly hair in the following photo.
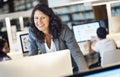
[30,4,62,43]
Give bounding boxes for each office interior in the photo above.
[1,0,120,77]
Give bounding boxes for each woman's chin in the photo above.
[39,28,45,32]
[39,29,44,32]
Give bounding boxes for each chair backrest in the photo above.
[102,49,120,67]
[107,33,120,48]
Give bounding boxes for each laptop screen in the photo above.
[19,33,29,53]
[72,22,100,42]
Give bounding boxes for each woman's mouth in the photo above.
[37,25,43,30]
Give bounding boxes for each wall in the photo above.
[93,5,108,21]
[106,0,120,34]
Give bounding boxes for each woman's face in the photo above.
[2,42,10,53]
[34,10,50,33]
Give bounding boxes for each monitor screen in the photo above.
[19,33,30,53]
[73,22,100,42]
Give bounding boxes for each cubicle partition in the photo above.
[0,10,32,53]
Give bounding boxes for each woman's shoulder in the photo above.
[59,24,73,38]
[60,24,71,36]
[29,26,36,39]
[61,24,71,31]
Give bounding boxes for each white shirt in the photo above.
[44,39,56,53]
[92,39,116,63]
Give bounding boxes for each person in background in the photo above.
[28,4,88,72]
[88,27,117,66]
[0,38,11,61]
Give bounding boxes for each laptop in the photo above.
[0,49,73,77]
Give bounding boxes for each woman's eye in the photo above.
[41,17,45,19]
[34,17,38,20]
[34,17,46,20]
[34,16,39,19]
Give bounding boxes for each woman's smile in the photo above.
[34,10,50,33]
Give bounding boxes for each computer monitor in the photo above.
[19,33,29,53]
[0,49,73,77]
[67,64,120,77]
[73,22,100,42]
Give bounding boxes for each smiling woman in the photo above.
[28,4,89,73]
[34,10,50,33]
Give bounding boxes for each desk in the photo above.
[78,42,100,68]
[8,51,24,60]
[78,42,89,55]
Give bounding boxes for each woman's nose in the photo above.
[38,18,43,24]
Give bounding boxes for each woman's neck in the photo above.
[43,29,49,35]
[45,33,51,49]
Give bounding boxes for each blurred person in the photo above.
[0,26,9,47]
[28,4,88,73]
[0,38,11,61]
[88,27,117,67]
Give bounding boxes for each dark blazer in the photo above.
[28,24,88,72]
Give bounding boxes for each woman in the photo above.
[29,4,88,72]
[0,38,11,61]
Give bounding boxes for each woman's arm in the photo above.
[62,25,89,72]
[28,28,38,56]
